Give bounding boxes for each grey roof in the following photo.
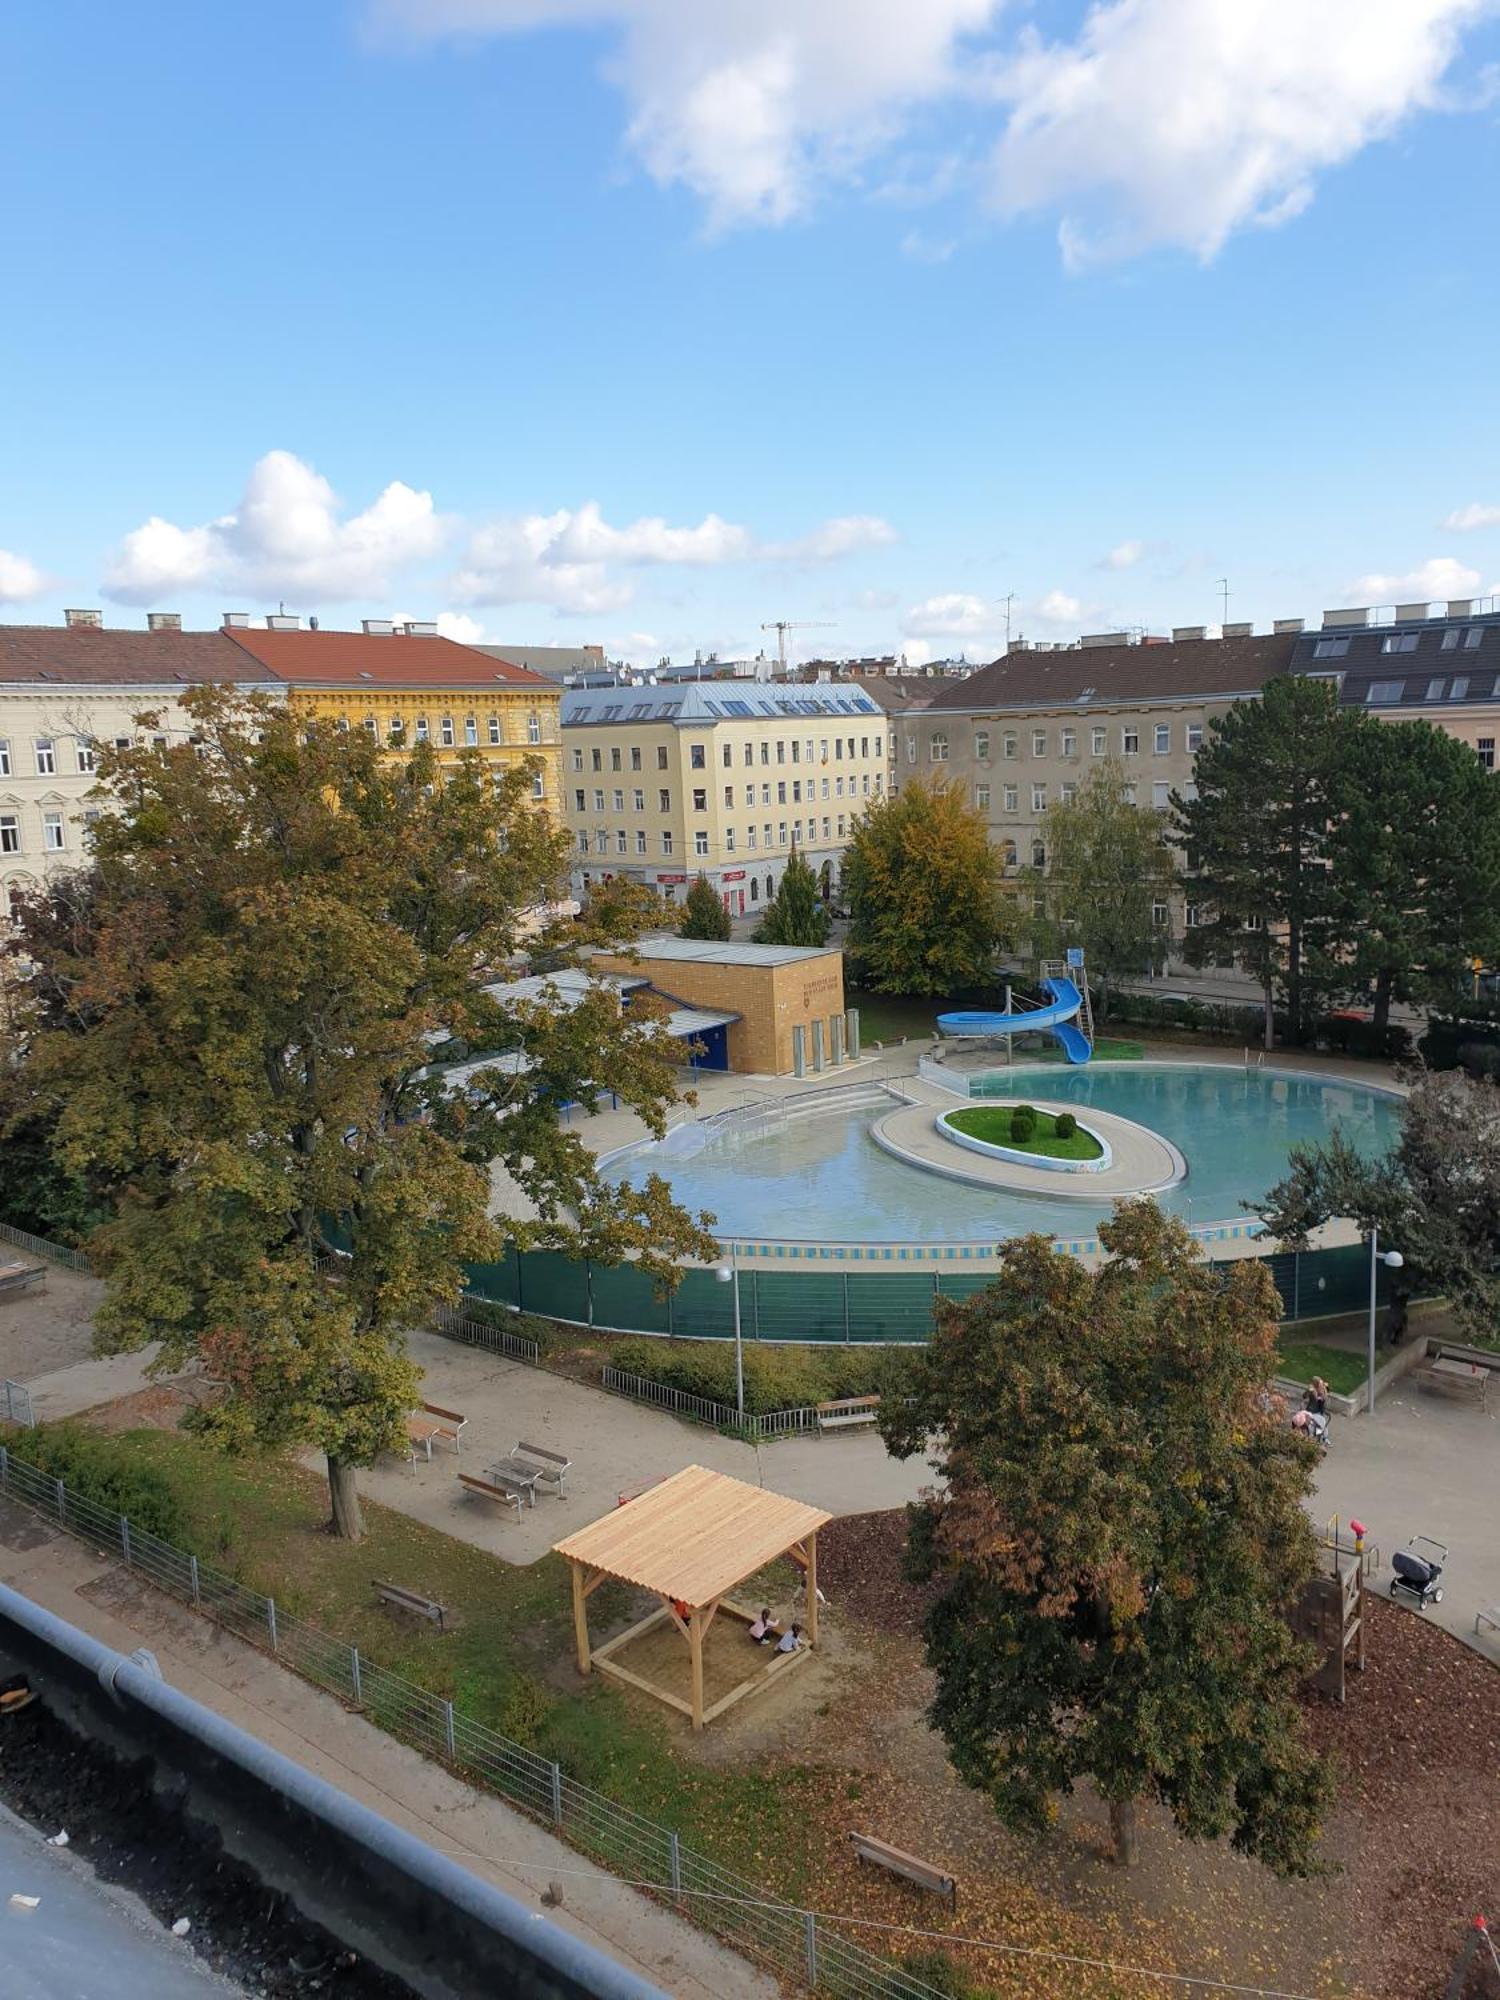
[924,632,1296,713]
[562,682,881,727]
[623,935,837,968]
[1292,611,1500,706]
[473,644,606,682]
[663,1004,740,1036]
[479,967,647,1007]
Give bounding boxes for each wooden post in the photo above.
[805,1531,819,1648]
[571,1561,592,1676]
[689,1608,705,1732]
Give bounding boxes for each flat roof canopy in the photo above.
[554,1464,831,1609]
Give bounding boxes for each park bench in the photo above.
[406,1402,468,1460]
[1412,1362,1489,1409]
[371,1579,450,1631]
[0,1262,45,1301]
[457,1470,523,1519]
[816,1395,880,1434]
[512,1440,572,1497]
[849,1831,956,1905]
[1476,1606,1500,1639]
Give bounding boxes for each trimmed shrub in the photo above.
[1054,1110,1078,1139]
[603,1334,913,1417]
[1009,1104,1037,1142]
[22,1425,187,1544]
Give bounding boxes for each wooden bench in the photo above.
[457,1470,523,1518]
[513,1440,571,1496]
[372,1579,450,1631]
[849,1831,955,1904]
[1412,1364,1489,1409]
[1477,1606,1500,1638]
[816,1395,880,1433]
[418,1401,468,1450]
[0,1262,45,1301]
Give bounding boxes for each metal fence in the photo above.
[0,1442,943,2000]
[599,1366,819,1440]
[1,1381,34,1427]
[0,1220,94,1274]
[430,1301,541,1366]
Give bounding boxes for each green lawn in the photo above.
[1273,1336,1367,1395]
[945,1104,1104,1161]
[23,1427,816,1893]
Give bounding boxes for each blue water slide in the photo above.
[935,975,1092,1064]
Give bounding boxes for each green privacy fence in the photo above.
[464,1238,1388,1344]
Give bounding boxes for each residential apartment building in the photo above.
[561,680,887,916]
[1293,598,1500,762]
[219,620,564,812]
[0,613,281,921]
[908,628,1298,939]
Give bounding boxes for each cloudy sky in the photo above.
[5,0,1500,664]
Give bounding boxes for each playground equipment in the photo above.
[936,969,1094,1065]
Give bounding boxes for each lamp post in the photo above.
[1367,1230,1404,1415]
[715,1249,744,1420]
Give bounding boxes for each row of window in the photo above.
[577,816,849,859]
[921,721,1203,764]
[571,772,880,817]
[976,778,1188,814]
[0,735,110,778]
[0,804,100,856]
[570,733,886,776]
[335,712,543,746]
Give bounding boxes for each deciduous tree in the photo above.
[678,872,731,941]
[5,690,716,1538]
[754,844,829,948]
[842,781,1007,995]
[883,1202,1331,1873]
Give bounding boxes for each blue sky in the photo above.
[5,0,1500,664]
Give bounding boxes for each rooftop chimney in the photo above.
[1394,602,1428,623]
[1448,599,1475,618]
[223,612,250,628]
[402,620,439,638]
[266,614,300,631]
[1080,631,1129,649]
[64,608,101,629]
[1273,617,1305,634]
[1322,607,1370,629]
[362,619,396,637]
[1223,621,1253,637]
[146,611,182,632]
[1172,626,1206,642]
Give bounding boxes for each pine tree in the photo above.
[755,845,830,947]
[678,872,732,940]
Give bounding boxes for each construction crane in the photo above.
[761,619,834,679]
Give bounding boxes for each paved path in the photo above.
[343,1329,936,1564]
[0,1503,774,2000]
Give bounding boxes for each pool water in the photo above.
[609,1064,1401,1244]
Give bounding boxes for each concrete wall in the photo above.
[596,948,845,1075]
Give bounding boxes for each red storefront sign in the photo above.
[721,869,746,882]
[657,872,688,884]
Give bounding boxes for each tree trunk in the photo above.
[327,1456,364,1541]
[1263,977,1275,1052]
[1109,1797,1139,1867]
[1372,967,1393,1040]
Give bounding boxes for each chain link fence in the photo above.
[0,1442,944,2000]
[599,1366,819,1440]
[0,1220,94,1274]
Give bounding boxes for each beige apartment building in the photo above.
[909,629,1298,940]
[562,681,887,918]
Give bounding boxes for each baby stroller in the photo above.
[1290,1408,1330,1454]
[1389,1534,1446,1611]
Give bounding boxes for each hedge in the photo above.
[605,1336,913,1416]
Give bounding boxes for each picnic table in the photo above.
[486,1456,546,1506]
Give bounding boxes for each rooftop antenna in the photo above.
[1217,578,1230,627]
[1003,592,1016,647]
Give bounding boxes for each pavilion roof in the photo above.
[553,1465,831,1609]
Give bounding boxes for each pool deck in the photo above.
[870,1096,1185,1201]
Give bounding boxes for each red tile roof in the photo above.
[0,624,265,686]
[221,628,551,690]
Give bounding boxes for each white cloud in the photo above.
[369,0,1494,263]
[903,592,991,638]
[899,229,958,263]
[371,0,998,229]
[1101,539,1145,571]
[989,0,1494,267]
[435,612,487,644]
[0,549,47,602]
[452,501,895,611]
[103,451,447,605]
[1443,501,1500,532]
[1350,555,1481,602]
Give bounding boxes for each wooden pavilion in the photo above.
[554,1464,832,1731]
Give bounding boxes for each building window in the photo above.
[571,747,583,771]
[415,716,429,742]
[692,788,707,811]
[975,783,991,810]
[578,831,589,854]
[725,828,735,852]
[1003,732,1017,759]
[1121,728,1139,755]
[659,788,671,811]
[1465,626,1485,649]
[591,748,603,771]
[1186,723,1203,752]
[662,831,674,855]
[611,747,622,772]
[836,814,845,837]
[1031,841,1045,869]
[1185,904,1201,928]
[761,742,771,766]
[633,788,645,811]
[0,814,18,853]
[905,737,916,764]
[631,746,642,770]
[792,780,802,803]
[34,739,55,775]
[635,830,647,855]
[527,714,541,744]
[613,788,624,811]
[974,730,990,759]
[1152,900,1168,927]
[658,745,670,770]
[743,743,754,767]
[824,777,832,798]
[1060,729,1076,757]
[1449,678,1470,700]
[1032,730,1047,757]
[574,789,586,812]
[0,741,9,777]
[1003,785,1018,812]
[1060,782,1077,804]
[1091,727,1107,755]
[439,716,455,746]
[464,716,480,746]
[1123,784,1137,804]
[930,732,949,762]
[1366,681,1405,706]
[616,829,627,854]
[74,738,97,773]
[532,773,545,799]
[593,788,605,811]
[1478,737,1495,771]
[1154,724,1170,753]
[749,877,759,899]
[43,811,65,851]
[1425,679,1447,701]
[724,785,734,808]
[721,742,733,768]
[778,822,788,846]
[1380,632,1419,654]
[694,831,709,857]
[747,826,757,849]
[1313,636,1349,660]
[791,741,801,764]
[1032,784,1047,812]
[687,742,706,770]
[777,781,787,804]
[488,715,501,744]
[1152,781,1171,808]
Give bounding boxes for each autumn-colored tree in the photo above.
[678,872,731,940]
[842,780,1007,994]
[5,689,716,1538]
[883,1202,1331,1872]
[754,845,829,948]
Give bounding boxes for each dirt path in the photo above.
[0,1262,104,1382]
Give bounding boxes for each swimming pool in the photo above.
[609,1064,1402,1246]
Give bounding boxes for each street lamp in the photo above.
[715,1250,745,1420]
[1367,1230,1404,1415]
